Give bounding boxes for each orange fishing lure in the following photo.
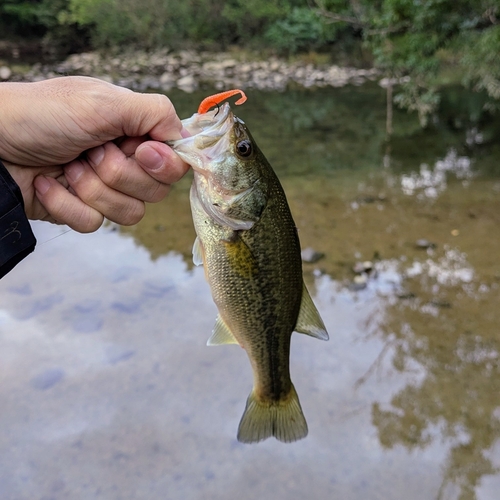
[198,89,247,114]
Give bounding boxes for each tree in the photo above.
[314,0,500,124]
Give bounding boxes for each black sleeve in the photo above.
[0,158,37,279]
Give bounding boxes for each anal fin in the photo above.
[295,282,329,340]
[207,314,239,346]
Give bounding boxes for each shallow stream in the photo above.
[1,84,499,500]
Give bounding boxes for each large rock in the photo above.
[176,74,197,92]
[0,66,12,80]
[160,72,176,90]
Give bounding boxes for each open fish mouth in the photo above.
[166,102,237,171]
[180,101,233,137]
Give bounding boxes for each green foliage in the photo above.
[0,0,85,56]
[221,0,302,45]
[2,0,500,122]
[0,0,62,35]
[1,0,40,25]
[394,82,441,127]
[265,7,338,54]
[63,0,140,48]
[315,0,500,121]
[461,24,500,101]
[61,0,232,49]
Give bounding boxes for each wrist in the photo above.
[0,83,18,161]
[0,157,37,278]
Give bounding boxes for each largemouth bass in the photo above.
[168,91,328,443]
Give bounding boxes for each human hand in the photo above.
[0,76,189,232]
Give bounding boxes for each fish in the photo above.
[167,90,328,444]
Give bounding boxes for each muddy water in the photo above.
[1,85,499,500]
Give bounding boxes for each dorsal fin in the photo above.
[295,283,329,340]
[207,314,239,346]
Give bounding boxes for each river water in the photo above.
[1,84,499,500]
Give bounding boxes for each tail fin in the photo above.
[237,384,308,444]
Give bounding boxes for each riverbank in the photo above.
[0,48,379,92]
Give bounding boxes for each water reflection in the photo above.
[1,83,499,499]
[401,149,474,199]
[371,248,500,499]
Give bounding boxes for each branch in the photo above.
[483,7,498,25]
[312,0,364,27]
[365,22,410,36]
[315,9,364,27]
[313,1,410,35]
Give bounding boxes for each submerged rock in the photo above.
[301,247,325,264]
[415,239,437,249]
[349,274,368,291]
[353,261,373,274]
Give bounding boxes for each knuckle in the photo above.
[69,208,103,234]
[76,209,104,233]
[156,93,173,112]
[96,160,124,187]
[83,182,108,208]
[146,183,169,203]
[119,201,145,226]
[156,95,182,128]
[41,178,104,234]
[79,217,103,233]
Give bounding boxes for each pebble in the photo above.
[15,49,380,92]
[301,247,325,263]
[350,274,368,291]
[415,239,437,249]
[177,74,197,91]
[160,71,175,88]
[0,66,12,80]
[353,261,373,274]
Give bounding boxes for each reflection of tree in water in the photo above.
[262,88,342,133]
[251,85,390,174]
[369,249,500,499]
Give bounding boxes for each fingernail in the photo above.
[65,162,85,182]
[35,176,51,195]
[138,146,164,172]
[87,146,105,166]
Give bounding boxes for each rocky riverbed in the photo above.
[0,48,379,92]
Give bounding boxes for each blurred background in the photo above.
[1,2,500,500]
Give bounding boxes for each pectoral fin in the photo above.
[295,283,329,340]
[192,236,204,266]
[201,179,265,231]
[207,314,239,346]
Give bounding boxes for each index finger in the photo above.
[117,92,184,142]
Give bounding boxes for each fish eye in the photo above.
[236,140,252,158]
